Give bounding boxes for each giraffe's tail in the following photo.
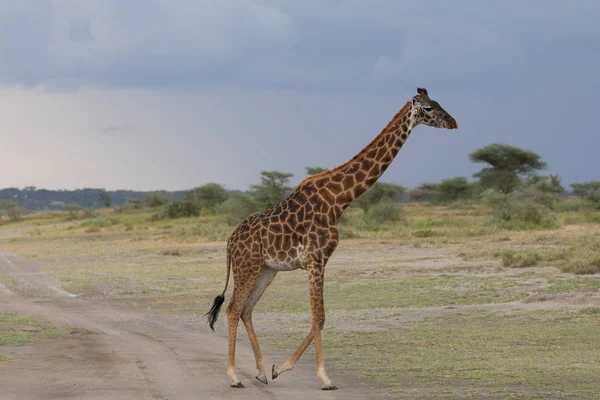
[205,249,231,331]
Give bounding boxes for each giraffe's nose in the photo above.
[447,117,458,129]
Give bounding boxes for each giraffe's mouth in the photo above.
[446,118,458,129]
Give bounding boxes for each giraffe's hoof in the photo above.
[272,364,279,380]
[321,384,338,391]
[256,375,268,385]
[230,382,245,388]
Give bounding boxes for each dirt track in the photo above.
[0,252,377,400]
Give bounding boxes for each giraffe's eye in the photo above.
[423,106,433,112]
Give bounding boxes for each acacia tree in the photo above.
[305,166,328,176]
[570,181,600,199]
[185,183,227,213]
[469,143,547,193]
[570,181,600,207]
[99,190,112,208]
[250,171,294,208]
[1,200,25,222]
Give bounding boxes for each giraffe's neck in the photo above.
[302,101,415,218]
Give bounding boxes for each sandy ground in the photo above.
[0,252,378,400]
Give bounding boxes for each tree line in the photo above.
[2,143,600,224]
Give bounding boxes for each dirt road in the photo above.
[0,252,377,400]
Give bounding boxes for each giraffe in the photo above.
[206,87,458,390]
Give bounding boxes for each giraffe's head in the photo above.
[411,88,458,130]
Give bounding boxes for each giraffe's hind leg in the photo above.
[225,261,262,388]
[241,265,278,384]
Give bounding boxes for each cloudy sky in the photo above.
[1,1,599,191]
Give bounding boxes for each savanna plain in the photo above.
[1,201,600,399]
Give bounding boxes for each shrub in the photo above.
[408,183,439,202]
[432,177,477,203]
[500,250,542,268]
[482,186,558,226]
[144,193,169,208]
[164,201,200,219]
[356,182,405,212]
[217,192,261,225]
[561,258,600,275]
[184,183,227,213]
[1,200,26,222]
[125,198,143,210]
[570,181,600,210]
[366,202,402,225]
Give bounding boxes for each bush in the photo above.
[561,258,600,275]
[144,193,169,208]
[570,181,600,210]
[217,192,261,225]
[408,183,438,202]
[126,198,143,210]
[500,250,542,268]
[1,200,26,222]
[366,202,402,225]
[356,182,405,212]
[482,186,558,226]
[432,177,477,203]
[184,183,227,213]
[164,201,200,219]
[63,203,82,220]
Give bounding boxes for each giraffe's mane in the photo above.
[299,100,412,187]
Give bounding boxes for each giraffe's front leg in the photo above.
[272,331,314,379]
[307,266,336,390]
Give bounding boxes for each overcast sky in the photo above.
[1,1,599,191]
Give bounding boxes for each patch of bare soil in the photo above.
[0,252,379,400]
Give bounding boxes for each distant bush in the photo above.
[560,236,600,275]
[144,193,169,208]
[1,200,26,222]
[570,181,600,209]
[356,182,405,212]
[408,183,439,202]
[432,177,477,204]
[366,202,402,225]
[561,257,600,275]
[125,198,143,210]
[525,174,565,195]
[63,203,82,220]
[184,183,227,214]
[163,201,200,219]
[482,185,559,227]
[500,250,542,267]
[217,192,261,225]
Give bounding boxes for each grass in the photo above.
[0,311,57,349]
[2,202,600,397]
[321,310,600,399]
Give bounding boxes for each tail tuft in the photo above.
[206,294,225,331]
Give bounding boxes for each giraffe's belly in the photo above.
[264,258,305,271]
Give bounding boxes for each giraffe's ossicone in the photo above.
[206,87,458,390]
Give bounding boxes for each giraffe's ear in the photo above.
[417,87,428,97]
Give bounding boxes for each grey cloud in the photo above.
[1,1,598,93]
[101,124,134,134]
